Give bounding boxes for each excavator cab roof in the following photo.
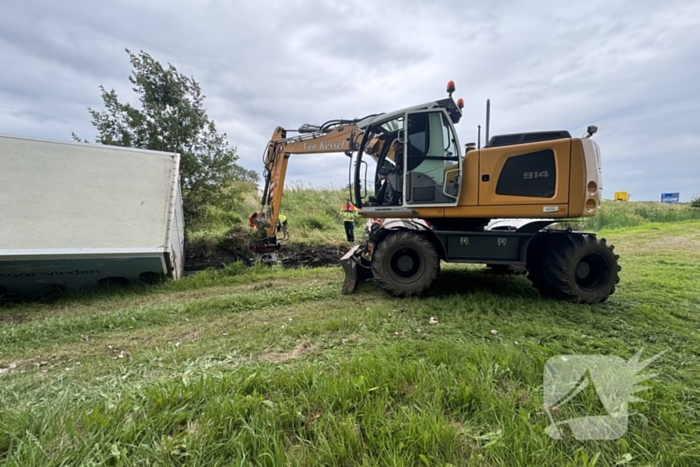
[356,97,462,129]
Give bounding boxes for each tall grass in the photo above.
[279,182,365,244]
[188,185,700,246]
[189,182,365,245]
[569,200,700,231]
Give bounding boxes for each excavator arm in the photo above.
[253,122,366,248]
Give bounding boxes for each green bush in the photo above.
[219,225,256,253]
[691,195,700,208]
[187,182,259,231]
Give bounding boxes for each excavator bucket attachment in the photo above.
[340,245,363,294]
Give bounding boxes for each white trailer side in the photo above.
[0,135,184,294]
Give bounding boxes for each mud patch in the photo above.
[185,248,247,272]
[0,362,18,377]
[185,227,347,272]
[0,312,31,326]
[341,334,363,345]
[647,233,700,253]
[259,341,313,363]
[278,243,347,269]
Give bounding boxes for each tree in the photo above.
[691,194,700,208]
[76,49,257,224]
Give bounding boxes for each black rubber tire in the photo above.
[371,231,439,297]
[534,233,621,304]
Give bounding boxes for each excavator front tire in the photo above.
[371,231,439,297]
[528,232,620,304]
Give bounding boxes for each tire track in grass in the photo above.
[0,269,342,327]
[0,283,339,353]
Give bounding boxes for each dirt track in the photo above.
[185,242,347,272]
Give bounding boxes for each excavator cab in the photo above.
[353,98,463,211]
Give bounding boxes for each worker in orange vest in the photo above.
[340,199,359,242]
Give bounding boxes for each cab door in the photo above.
[478,139,570,206]
[403,110,462,207]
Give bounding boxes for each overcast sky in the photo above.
[2,0,699,201]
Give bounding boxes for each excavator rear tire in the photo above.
[531,233,620,304]
[372,231,439,297]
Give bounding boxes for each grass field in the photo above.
[1,220,699,466]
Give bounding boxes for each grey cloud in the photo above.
[1,0,699,201]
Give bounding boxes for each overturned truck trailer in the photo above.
[0,135,184,295]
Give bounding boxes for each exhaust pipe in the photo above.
[485,99,491,144]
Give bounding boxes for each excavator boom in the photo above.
[254,122,364,246]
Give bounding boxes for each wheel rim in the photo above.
[389,247,422,281]
[575,253,610,291]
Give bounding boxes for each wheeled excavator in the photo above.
[251,82,620,304]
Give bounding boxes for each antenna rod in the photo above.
[478,125,481,149]
[485,99,491,144]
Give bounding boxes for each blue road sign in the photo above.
[661,193,680,204]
